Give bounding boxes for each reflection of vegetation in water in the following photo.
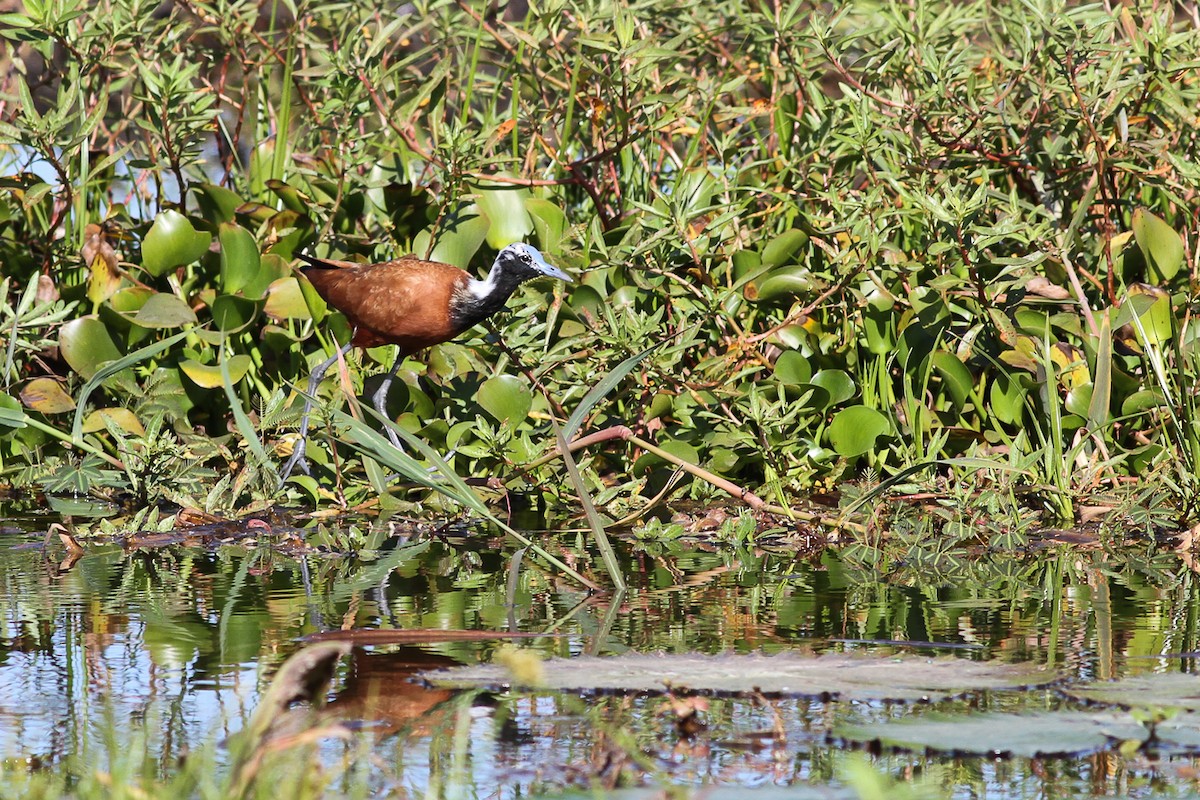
[1,532,1198,796]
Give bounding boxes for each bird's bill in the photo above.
[530,250,573,282]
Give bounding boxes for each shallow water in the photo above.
[0,518,1197,797]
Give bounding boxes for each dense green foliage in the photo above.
[2,0,1199,525]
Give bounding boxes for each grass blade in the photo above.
[549,412,625,590]
[564,340,666,441]
[332,404,601,591]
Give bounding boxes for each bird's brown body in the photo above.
[279,242,571,483]
[300,255,471,352]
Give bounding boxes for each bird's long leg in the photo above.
[371,352,404,450]
[279,341,354,484]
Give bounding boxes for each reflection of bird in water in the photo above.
[323,647,458,737]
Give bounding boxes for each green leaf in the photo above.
[525,198,567,252]
[191,183,243,224]
[774,351,812,385]
[811,369,855,406]
[931,351,974,411]
[141,210,212,277]
[828,406,889,457]
[70,330,192,441]
[210,294,260,332]
[1121,389,1166,415]
[745,266,813,302]
[760,229,809,269]
[474,179,534,249]
[242,253,289,301]
[181,355,252,389]
[219,222,261,296]
[0,393,27,429]
[269,276,319,321]
[412,205,490,269]
[130,293,199,328]
[59,316,123,379]
[1132,207,1184,283]
[477,374,532,425]
[989,372,1027,425]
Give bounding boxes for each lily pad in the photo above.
[1063,673,1200,712]
[836,711,1149,758]
[422,652,1051,702]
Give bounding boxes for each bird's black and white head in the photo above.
[452,243,571,332]
[493,243,572,284]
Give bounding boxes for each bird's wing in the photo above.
[302,259,471,352]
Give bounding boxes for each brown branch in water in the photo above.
[522,425,864,533]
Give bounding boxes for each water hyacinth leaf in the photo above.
[270,276,319,321]
[82,408,145,436]
[242,252,289,301]
[107,285,154,313]
[413,204,490,269]
[863,306,896,354]
[760,229,808,269]
[989,372,1027,425]
[219,221,261,296]
[474,179,534,249]
[19,378,75,414]
[526,198,567,252]
[774,350,812,385]
[141,209,212,276]
[811,369,855,406]
[210,294,259,332]
[829,406,889,457]
[836,711,1148,759]
[130,293,199,328]
[1065,384,1093,417]
[477,374,532,425]
[930,351,973,410]
[423,652,1049,701]
[1132,207,1184,283]
[266,179,310,214]
[181,355,253,389]
[1121,390,1166,416]
[70,330,192,441]
[1119,283,1173,347]
[59,316,123,379]
[191,183,242,225]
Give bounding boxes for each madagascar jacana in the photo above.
[280,242,571,481]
